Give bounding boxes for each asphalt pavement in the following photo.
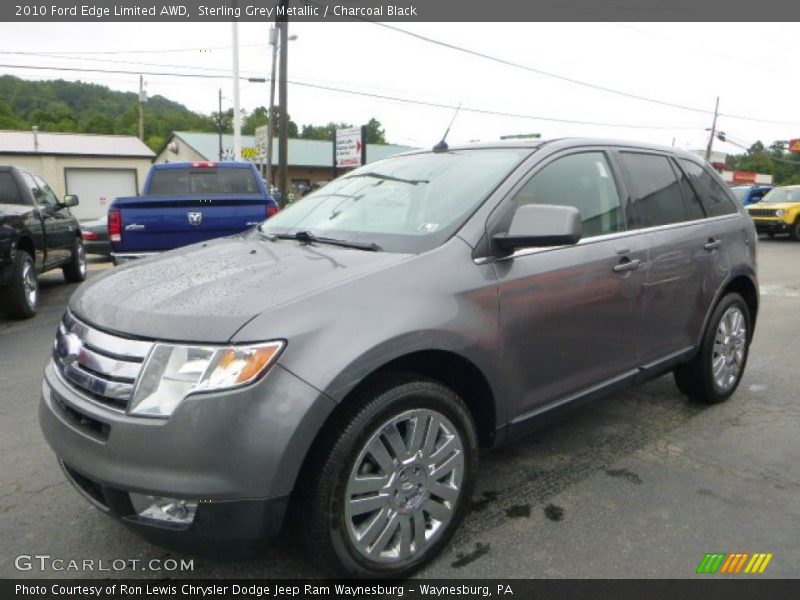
[1,243,798,579]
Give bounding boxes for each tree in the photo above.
[726,139,800,186]
[299,118,387,144]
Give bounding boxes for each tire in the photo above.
[62,237,87,283]
[766,232,775,239]
[297,374,479,578]
[674,293,751,404]
[790,220,800,241]
[2,250,38,319]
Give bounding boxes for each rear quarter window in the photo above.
[148,167,260,196]
[677,159,737,217]
[0,172,27,205]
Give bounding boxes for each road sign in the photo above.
[255,125,270,161]
[789,139,800,154]
[335,127,363,168]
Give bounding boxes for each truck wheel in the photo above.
[298,374,478,578]
[2,250,38,319]
[673,293,750,404]
[63,237,87,283]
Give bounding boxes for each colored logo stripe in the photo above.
[697,552,773,574]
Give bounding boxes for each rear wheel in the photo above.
[298,375,478,578]
[674,293,750,404]
[62,237,87,283]
[2,250,38,319]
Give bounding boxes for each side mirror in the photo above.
[493,204,582,253]
[60,194,79,207]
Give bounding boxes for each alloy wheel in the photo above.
[344,408,464,564]
[22,258,38,309]
[711,306,747,392]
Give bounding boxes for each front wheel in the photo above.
[790,220,800,241]
[2,250,38,319]
[62,237,87,283]
[674,293,751,404]
[298,375,478,578]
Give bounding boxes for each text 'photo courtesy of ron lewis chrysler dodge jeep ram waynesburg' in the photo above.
[31,138,758,577]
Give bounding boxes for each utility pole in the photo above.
[705,96,719,162]
[218,88,224,161]
[138,74,146,141]
[232,21,242,161]
[265,26,278,188]
[278,2,289,200]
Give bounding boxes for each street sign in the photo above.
[255,125,270,161]
[732,171,757,184]
[335,127,364,168]
[789,139,800,154]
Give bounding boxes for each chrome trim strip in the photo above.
[58,359,134,402]
[476,213,741,264]
[64,311,151,360]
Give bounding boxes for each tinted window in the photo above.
[33,175,59,206]
[620,152,689,227]
[149,167,260,196]
[674,162,706,220]
[0,172,25,205]
[19,172,44,204]
[512,152,624,237]
[678,159,737,217]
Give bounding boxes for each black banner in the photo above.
[5,579,800,600]
[3,0,800,22]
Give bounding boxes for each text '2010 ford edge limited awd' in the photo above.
[40,139,758,577]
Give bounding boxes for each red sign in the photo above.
[789,139,800,154]
[732,171,757,184]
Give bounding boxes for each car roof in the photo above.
[392,138,703,161]
[153,161,254,170]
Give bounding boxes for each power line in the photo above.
[0,62,703,131]
[0,44,265,56]
[301,6,799,127]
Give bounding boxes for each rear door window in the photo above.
[511,151,625,237]
[0,172,26,205]
[677,159,737,217]
[619,152,691,228]
[149,167,260,196]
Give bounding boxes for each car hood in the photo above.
[749,202,799,211]
[70,233,412,343]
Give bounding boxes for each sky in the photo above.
[1,21,798,154]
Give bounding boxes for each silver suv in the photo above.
[40,139,758,577]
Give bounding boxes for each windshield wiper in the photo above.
[349,172,429,186]
[271,230,381,252]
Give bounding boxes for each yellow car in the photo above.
[746,185,800,239]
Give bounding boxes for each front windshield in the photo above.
[260,148,531,252]
[762,187,800,203]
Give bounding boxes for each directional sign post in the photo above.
[334,126,368,177]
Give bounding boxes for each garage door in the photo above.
[65,168,138,221]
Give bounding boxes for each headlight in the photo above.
[129,341,284,418]
[775,209,785,217]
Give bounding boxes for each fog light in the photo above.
[130,493,198,525]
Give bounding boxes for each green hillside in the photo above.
[0,75,217,152]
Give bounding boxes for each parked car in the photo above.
[746,184,800,239]
[730,184,772,206]
[80,217,111,257]
[0,165,86,318]
[40,139,758,577]
[109,161,279,265]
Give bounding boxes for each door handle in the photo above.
[704,238,722,251]
[613,258,642,273]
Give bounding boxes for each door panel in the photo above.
[32,174,74,265]
[495,237,645,418]
[489,149,644,419]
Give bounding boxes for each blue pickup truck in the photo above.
[109,161,278,265]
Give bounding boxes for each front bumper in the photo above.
[751,219,790,234]
[39,360,335,556]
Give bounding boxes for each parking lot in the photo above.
[1,241,798,579]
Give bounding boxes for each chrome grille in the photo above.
[748,208,777,218]
[53,311,153,410]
